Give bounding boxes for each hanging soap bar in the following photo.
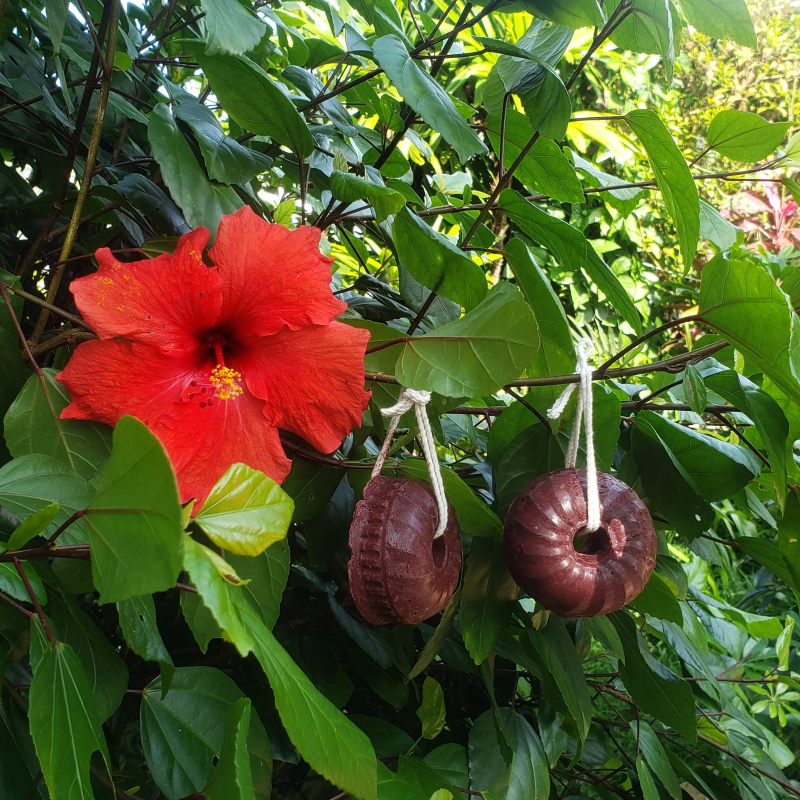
[503,468,656,618]
[348,476,461,625]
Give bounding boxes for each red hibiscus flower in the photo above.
[58,207,371,506]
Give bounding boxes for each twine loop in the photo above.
[371,388,449,538]
[547,338,600,533]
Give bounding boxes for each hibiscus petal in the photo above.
[72,228,223,352]
[210,206,346,337]
[58,339,291,506]
[236,321,371,453]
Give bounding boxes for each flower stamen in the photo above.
[209,365,243,400]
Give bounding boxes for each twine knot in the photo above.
[372,387,448,538]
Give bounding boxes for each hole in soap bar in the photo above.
[573,526,611,555]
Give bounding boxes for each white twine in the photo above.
[371,388,449,538]
[546,338,600,533]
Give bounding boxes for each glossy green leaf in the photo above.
[228,537,290,631]
[194,463,294,556]
[330,171,405,222]
[633,720,682,799]
[204,698,256,800]
[678,0,756,50]
[395,282,539,397]
[173,103,273,184]
[141,667,272,800]
[736,536,795,587]
[29,639,110,800]
[4,368,112,478]
[699,199,739,249]
[705,368,789,504]
[0,543,46,603]
[0,454,92,544]
[524,616,592,741]
[519,0,604,28]
[683,363,708,415]
[6,501,59,550]
[626,109,699,267]
[372,35,486,162]
[484,113,583,202]
[637,756,660,800]
[191,50,315,156]
[200,0,266,55]
[610,611,696,741]
[149,103,243,233]
[707,110,791,162]
[778,488,800,591]
[460,536,518,664]
[635,410,760,502]
[86,416,184,603]
[392,207,488,311]
[417,677,446,739]
[701,255,800,406]
[117,594,175,692]
[609,0,674,81]
[283,66,359,138]
[45,0,68,51]
[500,189,643,333]
[631,572,683,624]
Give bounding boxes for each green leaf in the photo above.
[228,537,290,631]
[609,0,674,81]
[0,276,28,462]
[778,488,800,591]
[683,363,708,415]
[181,589,223,653]
[141,667,272,800]
[189,49,315,156]
[632,423,713,541]
[204,698,256,800]
[330,171,405,223]
[283,66,359,138]
[707,110,791,163]
[173,103,273,184]
[0,454,93,544]
[149,103,243,233]
[45,0,68,52]
[705,369,789,504]
[86,416,184,603]
[699,199,739,249]
[700,255,800,407]
[6,502,59,550]
[500,189,643,333]
[677,0,756,49]
[468,708,550,800]
[736,537,795,588]
[524,617,592,742]
[417,677,446,739]
[329,594,394,667]
[633,721,682,799]
[117,594,175,692]
[484,113,583,202]
[519,0,604,28]
[4,369,111,478]
[245,604,378,800]
[631,572,683,624]
[407,588,461,681]
[609,611,696,741]
[395,282,539,397]
[372,35,487,162]
[626,109,699,268]
[194,464,293,556]
[777,616,794,671]
[0,694,49,800]
[460,536,518,664]
[487,400,540,465]
[634,410,760,502]
[199,0,267,55]
[0,545,46,603]
[397,459,503,539]
[47,592,129,722]
[29,640,110,800]
[282,460,344,523]
[392,207,488,311]
[636,756,660,800]
[184,535,255,655]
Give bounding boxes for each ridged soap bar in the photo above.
[503,468,656,618]
[348,476,461,625]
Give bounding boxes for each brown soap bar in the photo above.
[503,468,656,618]
[348,476,461,625]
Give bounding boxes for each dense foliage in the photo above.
[1,0,799,799]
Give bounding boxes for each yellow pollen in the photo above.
[209,365,243,400]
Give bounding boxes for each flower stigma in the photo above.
[209,365,243,400]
